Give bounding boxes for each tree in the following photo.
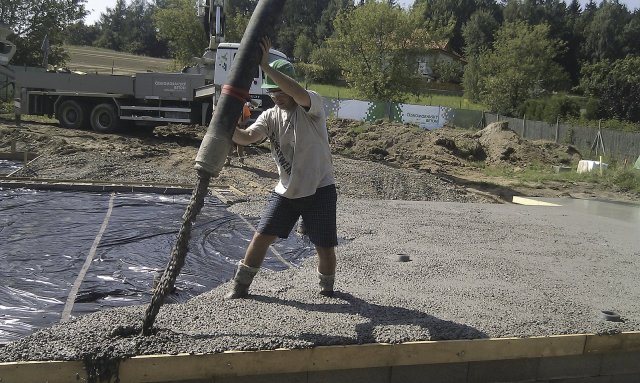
[477,21,568,115]
[154,0,208,66]
[1,0,87,66]
[316,0,352,42]
[223,0,256,43]
[123,0,168,57]
[92,0,168,57]
[62,22,100,46]
[293,34,314,62]
[461,10,499,56]
[580,56,640,123]
[462,54,482,102]
[563,0,584,85]
[326,1,431,102]
[581,0,631,62]
[308,44,343,83]
[622,10,640,57]
[94,0,127,51]
[412,0,456,49]
[502,0,586,86]
[413,0,497,54]
[223,10,251,43]
[275,0,334,57]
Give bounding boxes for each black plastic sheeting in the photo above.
[0,188,314,344]
[0,160,21,175]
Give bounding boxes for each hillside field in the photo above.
[64,45,175,75]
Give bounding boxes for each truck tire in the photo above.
[90,103,120,133]
[57,100,87,129]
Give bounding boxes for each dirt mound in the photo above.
[0,121,489,203]
[2,117,634,203]
[327,119,582,173]
[473,121,582,167]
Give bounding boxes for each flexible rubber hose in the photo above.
[141,0,287,336]
[194,0,286,176]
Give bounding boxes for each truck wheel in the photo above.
[90,103,120,133]
[57,100,87,129]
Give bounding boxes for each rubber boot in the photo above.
[224,262,259,299]
[318,271,335,297]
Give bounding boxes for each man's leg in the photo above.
[316,246,336,275]
[237,145,245,165]
[316,246,336,297]
[225,232,277,299]
[224,145,233,165]
[243,232,278,268]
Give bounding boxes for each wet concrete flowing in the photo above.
[141,172,210,335]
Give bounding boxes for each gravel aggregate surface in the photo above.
[0,197,638,363]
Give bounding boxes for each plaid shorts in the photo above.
[257,184,338,248]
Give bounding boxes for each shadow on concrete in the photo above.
[438,173,524,203]
[252,291,488,344]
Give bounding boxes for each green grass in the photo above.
[305,83,360,100]
[406,93,485,110]
[305,82,485,110]
[480,160,640,194]
[64,45,174,75]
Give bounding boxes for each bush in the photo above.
[564,117,640,132]
[309,46,342,84]
[584,98,600,120]
[295,62,323,84]
[613,169,640,193]
[432,61,463,84]
[518,95,580,123]
[580,57,640,123]
[0,100,12,114]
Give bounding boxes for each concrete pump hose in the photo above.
[194,0,287,176]
[140,0,288,336]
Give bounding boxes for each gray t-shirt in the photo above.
[246,90,335,198]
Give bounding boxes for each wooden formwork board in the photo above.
[0,177,241,201]
[0,152,38,161]
[1,332,639,383]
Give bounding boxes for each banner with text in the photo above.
[323,97,481,130]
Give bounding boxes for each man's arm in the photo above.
[260,37,310,108]
[233,127,263,146]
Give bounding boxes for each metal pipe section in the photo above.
[194,0,286,176]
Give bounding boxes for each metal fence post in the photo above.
[14,98,21,128]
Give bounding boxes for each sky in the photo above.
[84,0,640,25]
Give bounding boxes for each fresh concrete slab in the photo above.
[0,198,638,364]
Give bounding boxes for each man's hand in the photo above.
[259,36,271,69]
[258,35,311,108]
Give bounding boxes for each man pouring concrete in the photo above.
[225,36,337,299]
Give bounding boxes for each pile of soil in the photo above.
[328,119,581,172]
[0,118,635,203]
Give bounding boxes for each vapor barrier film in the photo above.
[0,188,314,344]
[0,160,21,175]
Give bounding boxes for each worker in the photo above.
[225,101,252,166]
[225,36,337,299]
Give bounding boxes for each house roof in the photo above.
[424,40,466,64]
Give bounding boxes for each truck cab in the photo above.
[192,42,289,120]
[213,43,288,107]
